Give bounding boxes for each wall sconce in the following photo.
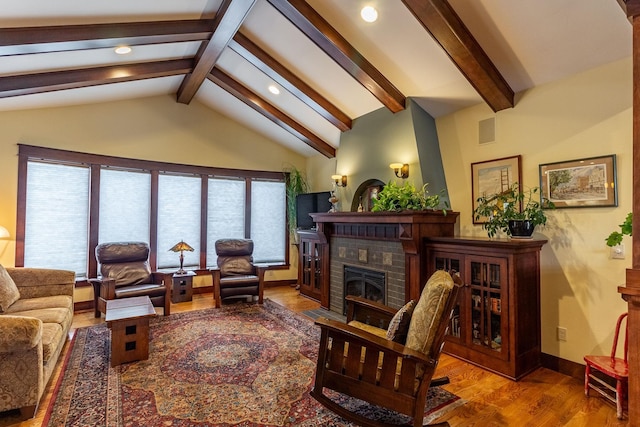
[389,163,409,179]
[331,174,347,187]
[0,226,9,239]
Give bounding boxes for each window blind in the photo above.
[251,180,286,263]
[206,177,245,266]
[99,168,151,244]
[157,174,201,270]
[24,161,90,276]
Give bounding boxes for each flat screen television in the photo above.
[296,191,332,230]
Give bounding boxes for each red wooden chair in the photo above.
[584,312,628,419]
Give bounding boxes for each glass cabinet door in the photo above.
[433,253,463,342]
[468,257,507,358]
[299,239,323,301]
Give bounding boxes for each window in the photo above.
[17,145,289,279]
[24,161,90,276]
[206,178,245,266]
[99,168,151,244]
[157,173,201,270]
[251,180,286,263]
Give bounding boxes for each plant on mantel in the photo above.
[474,183,555,238]
[370,181,448,213]
[606,212,632,247]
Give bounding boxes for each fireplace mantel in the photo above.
[307,210,459,305]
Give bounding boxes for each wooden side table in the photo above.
[105,296,156,367]
[171,271,195,303]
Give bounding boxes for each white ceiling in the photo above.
[0,0,632,157]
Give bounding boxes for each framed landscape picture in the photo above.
[471,155,522,223]
[539,154,617,208]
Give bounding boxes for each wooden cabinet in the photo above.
[296,229,329,307]
[425,236,546,380]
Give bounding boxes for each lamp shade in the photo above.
[0,226,9,239]
[169,240,194,252]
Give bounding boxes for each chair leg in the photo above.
[584,364,590,397]
[616,379,624,419]
[430,376,450,387]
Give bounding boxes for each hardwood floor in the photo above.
[1,286,628,427]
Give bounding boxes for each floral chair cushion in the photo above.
[405,270,454,357]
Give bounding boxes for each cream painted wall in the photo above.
[436,57,632,364]
[0,95,306,300]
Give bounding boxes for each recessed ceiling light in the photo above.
[268,85,280,95]
[361,6,378,23]
[114,46,132,55]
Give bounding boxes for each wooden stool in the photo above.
[106,296,156,367]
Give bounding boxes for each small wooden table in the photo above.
[171,271,195,303]
[105,296,156,367]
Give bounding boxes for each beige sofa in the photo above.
[0,265,74,418]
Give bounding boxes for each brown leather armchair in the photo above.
[211,239,265,308]
[90,242,170,318]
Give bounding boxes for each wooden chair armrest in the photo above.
[99,278,116,299]
[315,316,434,365]
[151,272,168,284]
[345,295,397,327]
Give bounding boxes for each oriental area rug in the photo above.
[43,300,464,426]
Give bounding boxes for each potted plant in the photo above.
[474,183,555,238]
[606,212,632,247]
[283,165,309,240]
[371,181,448,212]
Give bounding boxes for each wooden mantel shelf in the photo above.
[310,210,459,224]
[310,210,460,251]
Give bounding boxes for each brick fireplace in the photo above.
[310,211,458,313]
[331,238,405,314]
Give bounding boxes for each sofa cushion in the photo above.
[5,295,73,314]
[405,270,454,357]
[0,264,20,312]
[385,300,416,343]
[41,322,63,364]
[7,307,73,333]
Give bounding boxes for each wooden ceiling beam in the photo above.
[618,0,640,18]
[0,59,193,98]
[0,20,214,56]
[229,32,352,131]
[402,0,514,112]
[177,0,256,104]
[266,0,406,113]
[208,68,336,158]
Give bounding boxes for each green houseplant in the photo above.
[283,165,309,238]
[371,181,447,212]
[606,212,632,247]
[474,183,554,238]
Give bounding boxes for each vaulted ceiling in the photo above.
[0,0,632,158]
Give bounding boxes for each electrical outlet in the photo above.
[611,244,625,259]
[557,326,567,341]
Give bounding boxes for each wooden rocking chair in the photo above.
[311,270,461,427]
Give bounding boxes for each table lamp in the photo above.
[169,240,194,274]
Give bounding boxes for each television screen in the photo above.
[296,191,332,229]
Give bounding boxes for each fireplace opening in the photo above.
[343,265,385,315]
